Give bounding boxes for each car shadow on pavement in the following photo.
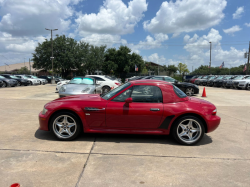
[35,129,212,146]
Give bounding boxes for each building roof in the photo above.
[0,62,39,72]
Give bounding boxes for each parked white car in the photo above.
[56,80,70,92]
[26,75,47,85]
[15,75,40,85]
[86,75,121,93]
[233,76,250,89]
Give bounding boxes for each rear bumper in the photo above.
[205,115,221,133]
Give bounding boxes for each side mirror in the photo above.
[96,81,100,85]
[125,97,133,104]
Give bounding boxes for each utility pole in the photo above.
[209,42,212,74]
[29,58,31,75]
[247,41,250,75]
[45,28,58,83]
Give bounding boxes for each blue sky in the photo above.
[0,0,249,71]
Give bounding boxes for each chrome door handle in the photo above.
[84,107,105,111]
[150,108,160,111]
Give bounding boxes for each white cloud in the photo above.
[143,0,227,35]
[223,25,242,35]
[143,53,166,65]
[245,23,250,27]
[0,0,76,37]
[233,6,244,19]
[80,34,122,48]
[6,40,37,52]
[182,28,246,69]
[75,0,148,36]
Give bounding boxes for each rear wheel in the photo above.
[172,116,205,145]
[50,112,82,141]
[102,86,111,94]
[185,87,194,96]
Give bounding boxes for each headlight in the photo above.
[42,107,48,115]
[60,86,66,92]
[82,88,91,93]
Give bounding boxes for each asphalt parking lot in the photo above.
[0,85,250,187]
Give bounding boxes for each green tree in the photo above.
[177,63,189,75]
[33,35,80,78]
[18,66,30,74]
[104,46,144,78]
[167,65,178,76]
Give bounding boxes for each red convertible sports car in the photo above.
[39,80,220,145]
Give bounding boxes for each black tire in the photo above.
[17,81,21,86]
[102,86,111,93]
[30,81,33,85]
[2,81,7,87]
[171,115,205,145]
[49,111,82,141]
[39,81,42,85]
[245,83,248,90]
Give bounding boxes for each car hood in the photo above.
[177,82,195,86]
[233,79,250,82]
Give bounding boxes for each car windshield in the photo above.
[208,77,215,80]
[69,77,94,85]
[0,75,5,78]
[202,76,208,79]
[216,77,223,79]
[244,77,250,79]
[233,76,244,80]
[10,75,18,78]
[32,76,38,78]
[102,82,131,100]
[198,76,203,78]
[173,85,187,98]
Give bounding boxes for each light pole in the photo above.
[45,28,58,84]
[209,42,212,74]
[24,58,26,67]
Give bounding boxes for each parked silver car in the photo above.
[58,76,102,98]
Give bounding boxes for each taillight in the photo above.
[115,82,120,86]
[212,109,217,115]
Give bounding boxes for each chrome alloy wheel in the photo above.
[185,87,194,96]
[53,115,77,139]
[177,119,202,144]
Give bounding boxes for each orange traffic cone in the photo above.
[202,87,206,97]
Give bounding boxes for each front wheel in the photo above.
[185,87,194,96]
[171,116,205,145]
[17,81,21,86]
[2,81,7,87]
[50,112,82,141]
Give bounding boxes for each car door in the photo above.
[106,85,163,129]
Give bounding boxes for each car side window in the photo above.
[112,87,133,102]
[91,77,105,81]
[151,77,163,80]
[131,86,163,103]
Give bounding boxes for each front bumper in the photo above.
[205,115,221,133]
[39,111,52,131]
[214,82,223,87]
